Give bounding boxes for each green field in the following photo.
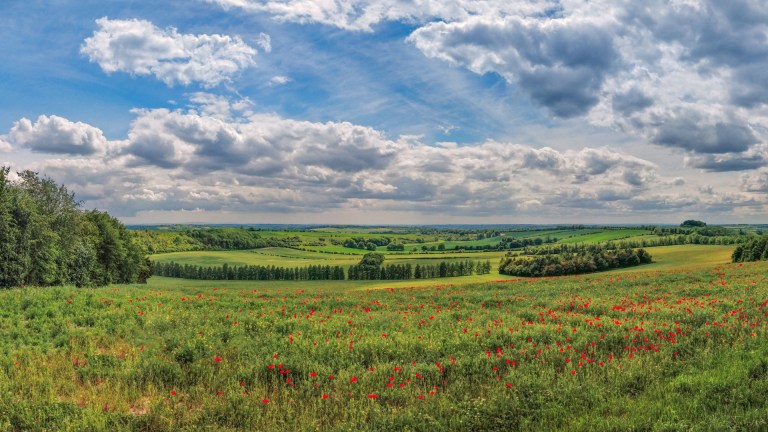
[1,247,766,430]
[150,243,734,275]
[4,219,765,431]
[556,229,653,244]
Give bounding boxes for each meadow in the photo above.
[1,243,766,431]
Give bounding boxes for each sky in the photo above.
[1,0,767,225]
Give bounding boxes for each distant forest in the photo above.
[0,167,151,288]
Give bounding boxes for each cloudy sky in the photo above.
[1,0,767,224]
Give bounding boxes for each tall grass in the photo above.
[0,260,766,430]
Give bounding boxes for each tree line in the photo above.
[0,167,151,288]
[498,246,652,277]
[346,252,491,280]
[731,237,768,262]
[348,260,492,280]
[153,262,346,281]
[153,255,492,281]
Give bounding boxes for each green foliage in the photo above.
[499,246,652,277]
[681,219,707,227]
[732,236,768,262]
[153,261,346,281]
[348,253,489,280]
[0,167,150,288]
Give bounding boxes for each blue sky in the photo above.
[1,0,767,224]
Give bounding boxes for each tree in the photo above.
[681,220,707,228]
[0,167,21,287]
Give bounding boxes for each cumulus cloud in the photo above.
[5,115,109,155]
[5,101,689,218]
[209,0,768,168]
[119,107,401,178]
[741,169,768,193]
[685,151,768,172]
[230,5,768,174]
[408,16,618,118]
[81,17,258,87]
[0,138,11,152]
[652,112,758,154]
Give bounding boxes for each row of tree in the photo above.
[153,262,346,281]
[498,247,652,277]
[731,237,768,262]
[348,259,492,280]
[0,167,151,288]
[153,258,492,281]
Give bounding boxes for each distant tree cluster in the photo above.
[498,246,652,277]
[153,262,346,281]
[341,237,391,251]
[0,167,151,288]
[680,220,707,227]
[731,237,768,263]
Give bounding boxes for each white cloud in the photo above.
[255,32,272,53]
[741,169,768,193]
[269,75,290,86]
[202,0,558,31]
[209,0,767,169]
[408,15,619,118]
[81,17,258,87]
[3,104,680,218]
[6,115,110,155]
[0,138,11,152]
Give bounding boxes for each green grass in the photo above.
[557,229,653,244]
[1,252,766,430]
[6,243,764,430]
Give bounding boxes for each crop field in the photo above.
[556,229,654,244]
[1,244,767,430]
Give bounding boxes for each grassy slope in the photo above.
[557,229,652,244]
[1,251,766,430]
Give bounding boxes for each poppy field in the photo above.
[1,259,767,430]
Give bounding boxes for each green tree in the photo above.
[0,167,21,287]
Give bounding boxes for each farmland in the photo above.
[1,235,767,430]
